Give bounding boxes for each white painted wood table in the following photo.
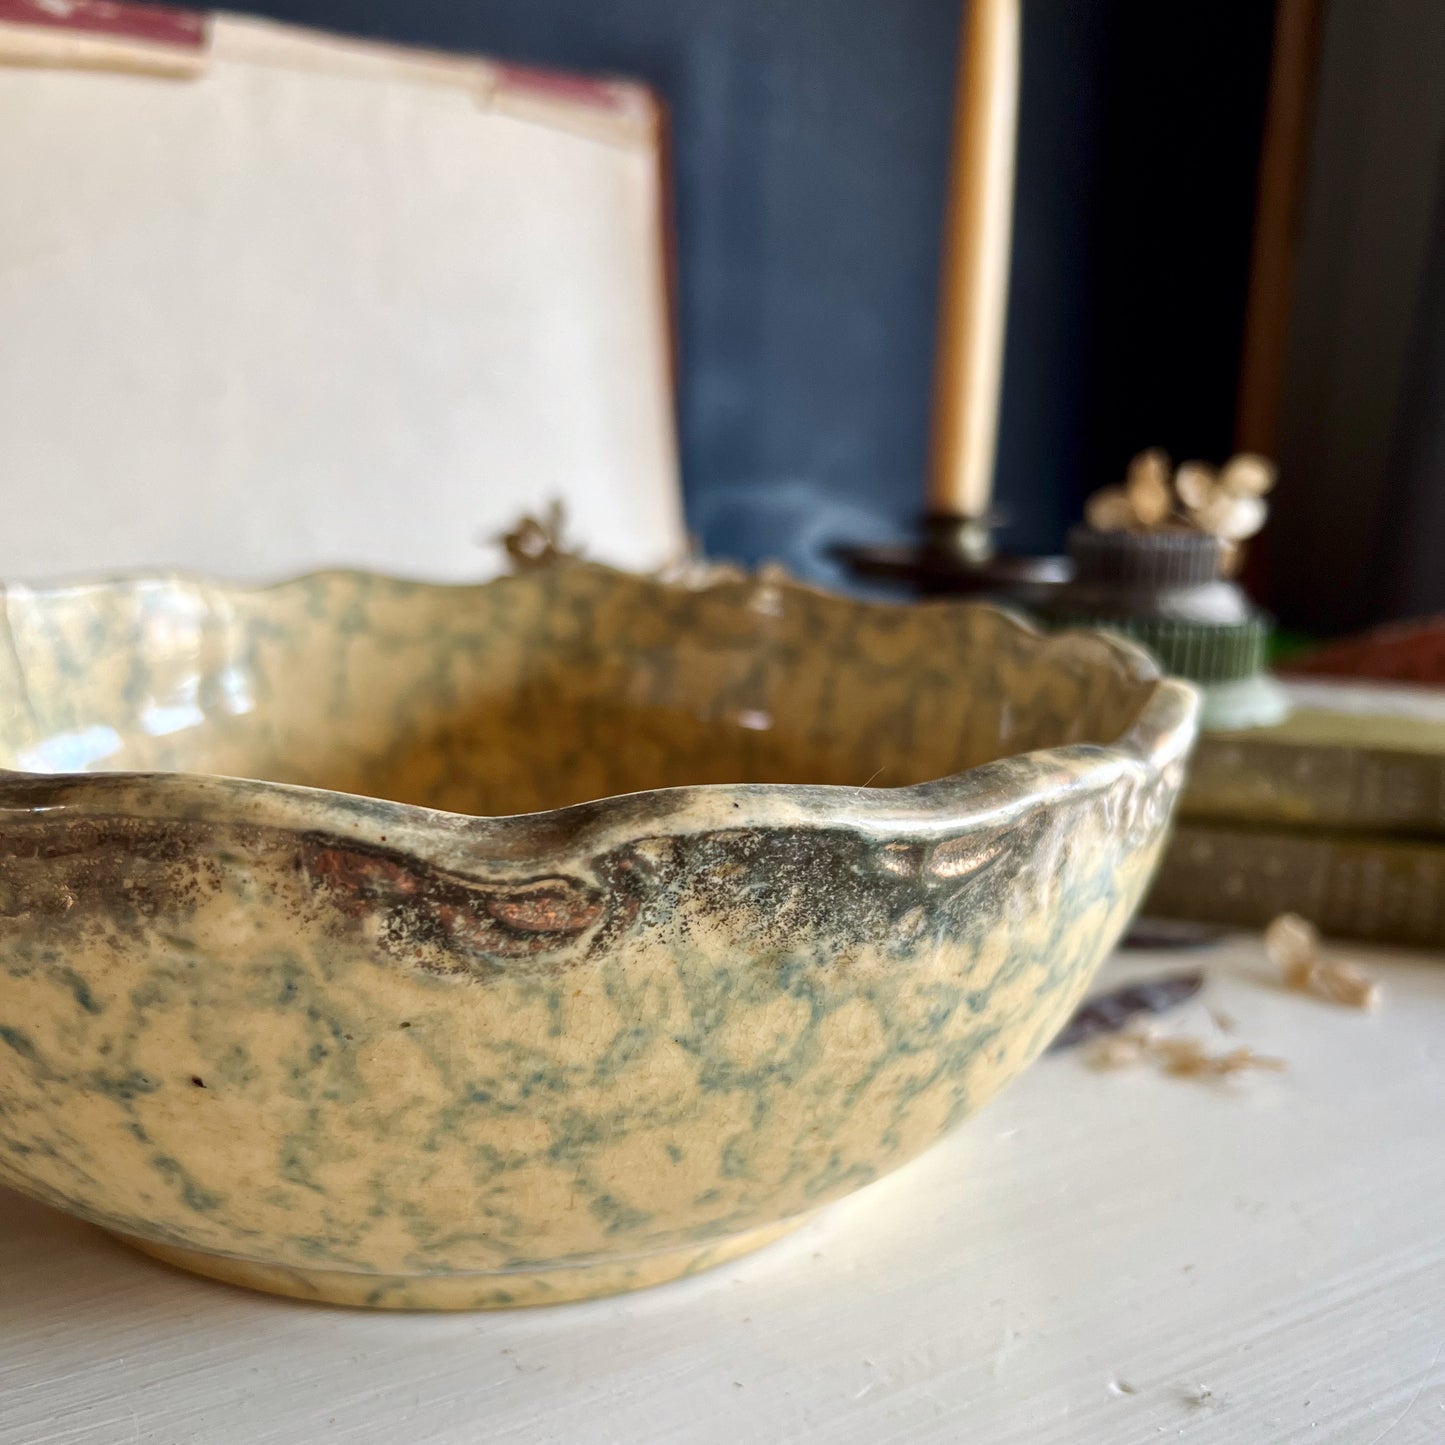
[3,936,1443,1444]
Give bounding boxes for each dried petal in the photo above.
[1265,913,1323,971]
[499,501,577,570]
[1192,491,1268,541]
[1128,447,1170,485]
[1157,1039,1286,1077]
[1266,912,1382,1010]
[1211,1047,1287,1076]
[1087,1032,1150,1070]
[1085,1024,1285,1079]
[1125,449,1173,528]
[1175,461,1218,511]
[1265,912,1319,963]
[1153,1036,1210,1073]
[1317,962,1382,1010]
[1265,911,1319,984]
[1219,453,1277,497]
[1085,486,1137,533]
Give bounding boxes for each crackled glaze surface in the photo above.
[0,563,1196,1308]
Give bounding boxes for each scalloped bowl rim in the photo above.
[0,564,1201,859]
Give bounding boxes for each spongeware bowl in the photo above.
[0,561,1197,1308]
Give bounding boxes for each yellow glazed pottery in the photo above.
[0,562,1197,1308]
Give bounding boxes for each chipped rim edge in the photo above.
[0,563,1200,870]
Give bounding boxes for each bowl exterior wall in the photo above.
[0,757,1180,1297]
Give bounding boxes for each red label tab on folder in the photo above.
[0,0,206,50]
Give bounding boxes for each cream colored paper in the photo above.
[0,14,682,582]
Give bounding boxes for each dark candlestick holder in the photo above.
[835,510,1071,606]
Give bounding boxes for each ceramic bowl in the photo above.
[0,561,1196,1309]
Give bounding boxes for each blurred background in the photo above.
[4,1,1444,640]
[227,0,1445,639]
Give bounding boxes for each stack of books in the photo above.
[1146,679,1445,947]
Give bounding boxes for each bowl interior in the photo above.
[0,564,1158,816]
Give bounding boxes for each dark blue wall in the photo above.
[233,0,1272,581]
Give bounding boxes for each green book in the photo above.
[1146,820,1445,949]
[1181,680,1445,836]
